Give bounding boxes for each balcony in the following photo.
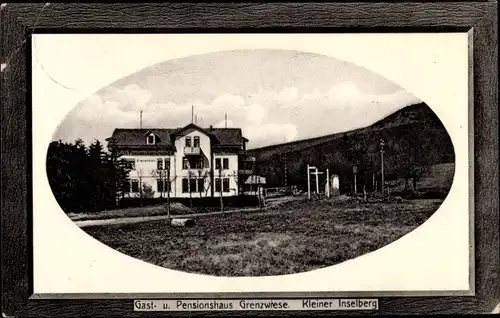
[241,156,256,162]
[184,146,201,155]
[238,169,254,175]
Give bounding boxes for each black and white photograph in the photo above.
[30,33,473,296]
[2,2,498,316]
[47,42,455,277]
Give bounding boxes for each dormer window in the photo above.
[146,134,155,145]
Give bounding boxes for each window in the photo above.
[182,157,190,170]
[193,136,200,147]
[190,179,197,193]
[157,179,164,193]
[183,157,202,170]
[123,180,131,193]
[223,158,229,170]
[183,178,200,193]
[147,134,155,144]
[193,157,203,169]
[185,137,191,147]
[197,179,204,193]
[223,178,230,192]
[165,158,170,171]
[157,180,170,193]
[215,178,222,192]
[157,158,163,170]
[131,179,139,192]
[215,158,221,170]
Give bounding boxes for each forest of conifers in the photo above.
[46,139,131,213]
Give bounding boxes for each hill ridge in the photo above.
[248,103,437,155]
[249,102,454,189]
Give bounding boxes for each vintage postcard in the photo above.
[31,33,471,303]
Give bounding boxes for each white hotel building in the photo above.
[106,123,255,198]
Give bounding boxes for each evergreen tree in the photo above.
[46,138,131,213]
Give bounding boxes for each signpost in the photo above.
[313,169,323,198]
[307,165,324,199]
[307,164,313,200]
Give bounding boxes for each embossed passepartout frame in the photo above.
[1,2,498,316]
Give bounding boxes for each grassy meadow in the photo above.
[82,196,442,276]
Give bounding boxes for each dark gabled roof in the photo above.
[107,125,247,147]
[171,123,213,138]
[208,128,245,146]
[107,129,177,146]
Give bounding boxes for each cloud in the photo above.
[323,81,419,112]
[326,81,361,105]
[211,94,245,108]
[71,87,298,148]
[246,123,298,147]
[214,119,235,128]
[245,104,266,125]
[102,84,152,112]
[249,82,420,144]
[275,87,299,104]
[139,97,296,148]
[76,94,137,123]
[69,80,419,149]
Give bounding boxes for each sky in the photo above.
[53,49,421,149]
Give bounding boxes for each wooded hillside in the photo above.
[248,103,455,193]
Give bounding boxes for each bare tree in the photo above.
[218,167,224,212]
[151,169,165,198]
[136,168,145,205]
[202,170,212,197]
[229,169,239,195]
[197,169,208,198]
[152,168,174,219]
[187,169,195,208]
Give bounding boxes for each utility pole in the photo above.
[307,164,311,200]
[326,168,330,198]
[380,138,386,196]
[225,113,227,128]
[284,153,288,187]
[352,164,358,197]
[191,105,194,123]
[140,110,143,129]
[283,137,288,188]
[354,174,357,195]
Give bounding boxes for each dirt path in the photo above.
[74,195,304,228]
[75,207,265,228]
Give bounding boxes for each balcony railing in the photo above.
[238,169,254,175]
[184,146,201,155]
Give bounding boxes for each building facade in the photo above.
[106,123,255,199]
